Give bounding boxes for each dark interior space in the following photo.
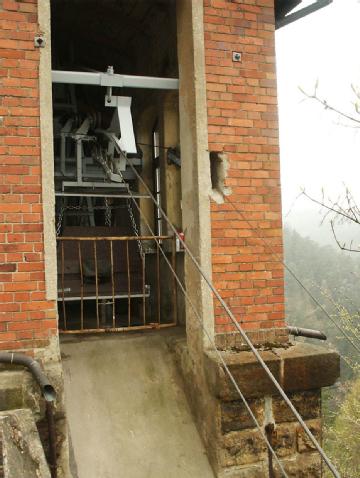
[51,0,181,333]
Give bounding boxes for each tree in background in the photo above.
[300,82,360,252]
[284,227,360,476]
[325,377,360,477]
[289,83,360,475]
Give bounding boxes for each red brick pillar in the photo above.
[0,0,57,352]
[203,0,287,345]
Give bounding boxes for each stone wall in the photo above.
[217,391,322,477]
[175,337,340,477]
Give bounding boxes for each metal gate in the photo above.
[57,233,177,333]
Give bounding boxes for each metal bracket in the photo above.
[105,96,137,155]
[232,52,242,62]
[34,35,45,48]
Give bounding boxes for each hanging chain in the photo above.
[104,198,112,227]
[56,201,86,235]
[127,198,144,258]
[56,201,65,236]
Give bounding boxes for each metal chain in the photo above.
[56,201,65,236]
[127,198,144,258]
[56,201,86,235]
[63,204,83,210]
[104,198,111,227]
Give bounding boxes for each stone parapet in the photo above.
[174,339,339,477]
[205,342,340,400]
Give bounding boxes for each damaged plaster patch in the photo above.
[209,152,231,204]
[264,396,275,428]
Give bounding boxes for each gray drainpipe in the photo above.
[0,352,57,477]
[287,326,327,341]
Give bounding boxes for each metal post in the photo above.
[76,139,82,184]
[61,242,66,330]
[110,240,115,328]
[126,241,131,327]
[94,241,99,329]
[172,236,177,325]
[157,243,160,325]
[142,253,146,326]
[78,241,84,330]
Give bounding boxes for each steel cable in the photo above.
[136,141,360,353]
[124,155,341,478]
[125,187,289,478]
[223,194,360,355]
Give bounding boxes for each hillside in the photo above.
[284,226,360,377]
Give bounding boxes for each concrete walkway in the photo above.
[61,332,214,478]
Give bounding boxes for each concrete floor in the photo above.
[61,331,214,478]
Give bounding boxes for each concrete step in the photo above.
[61,332,215,478]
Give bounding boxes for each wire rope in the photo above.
[123,155,341,478]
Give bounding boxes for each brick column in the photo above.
[0,4,70,475]
[0,0,57,352]
[203,0,286,346]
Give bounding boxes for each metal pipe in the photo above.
[46,402,57,478]
[287,326,327,341]
[0,353,57,476]
[0,352,56,401]
[265,423,275,478]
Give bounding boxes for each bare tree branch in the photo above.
[301,190,360,225]
[299,85,360,126]
[301,189,360,253]
[330,221,360,253]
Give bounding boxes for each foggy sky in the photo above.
[276,0,360,220]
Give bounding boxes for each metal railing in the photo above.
[57,235,178,333]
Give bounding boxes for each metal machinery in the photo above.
[53,67,179,333]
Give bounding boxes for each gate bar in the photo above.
[78,242,84,330]
[110,240,115,328]
[58,235,171,241]
[126,241,131,327]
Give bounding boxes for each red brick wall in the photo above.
[203,0,285,334]
[0,0,57,351]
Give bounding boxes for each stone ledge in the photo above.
[205,342,340,400]
[215,328,290,350]
[0,409,51,478]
